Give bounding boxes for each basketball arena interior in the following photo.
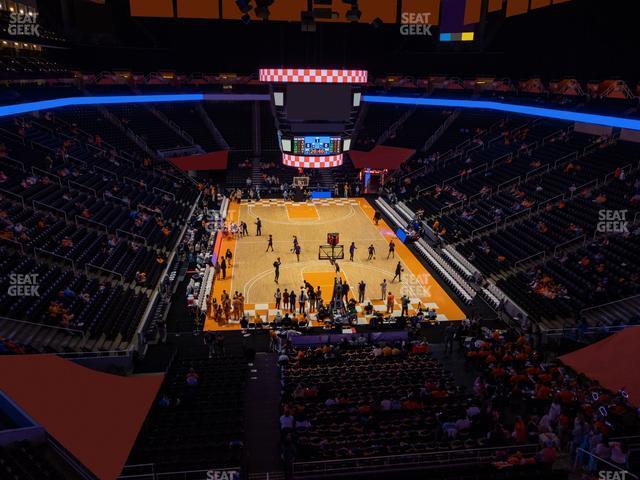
[0,1,639,479]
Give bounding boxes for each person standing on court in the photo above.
[220,257,227,279]
[358,280,366,303]
[299,287,307,315]
[274,288,282,310]
[255,217,262,236]
[316,286,322,310]
[266,234,274,252]
[349,242,356,261]
[367,244,376,261]
[308,287,316,313]
[294,243,301,262]
[273,257,281,283]
[342,281,350,302]
[282,288,289,311]
[401,295,410,317]
[289,289,297,314]
[392,261,403,282]
[387,240,395,259]
[386,291,395,314]
[242,221,248,236]
[380,278,387,300]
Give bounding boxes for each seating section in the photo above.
[155,104,220,152]
[128,350,247,472]
[0,200,165,284]
[354,104,411,149]
[0,56,69,80]
[281,344,472,461]
[0,117,198,249]
[454,155,640,277]
[0,255,149,350]
[0,442,68,480]
[100,104,189,151]
[0,107,201,351]
[496,233,640,327]
[426,111,515,156]
[53,105,150,158]
[202,102,253,151]
[383,108,452,149]
[282,330,640,475]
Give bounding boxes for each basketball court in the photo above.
[204,197,465,330]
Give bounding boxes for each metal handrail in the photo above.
[470,221,499,239]
[67,179,98,197]
[33,200,68,222]
[75,215,109,232]
[497,175,521,192]
[0,154,26,172]
[525,164,550,182]
[85,263,124,282]
[293,443,539,477]
[575,448,638,480]
[116,228,148,246]
[514,250,545,269]
[94,164,118,179]
[0,187,25,208]
[553,234,586,258]
[580,294,640,315]
[31,166,62,185]
[0,315,85,338]
[34,247,76,273]
[153,186,176,200]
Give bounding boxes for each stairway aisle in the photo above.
[243,352,284,479]
[251,157,264,187]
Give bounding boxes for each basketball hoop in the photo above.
[293,176,310,188]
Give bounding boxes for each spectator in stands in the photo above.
[135,271,147,285]
[186,368,199,386]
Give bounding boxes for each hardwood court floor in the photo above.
[204,198,465,331]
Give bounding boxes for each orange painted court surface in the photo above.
[205,198,464,330]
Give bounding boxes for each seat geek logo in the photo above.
[597,209,629,233]
[7,273,40,297]
[8,13,40,36]
[599,471,627,480]
[205,470,239,480]
[400,12,433,36]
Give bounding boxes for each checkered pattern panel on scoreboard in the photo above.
[282,153,343,169]
[259,68,368,84]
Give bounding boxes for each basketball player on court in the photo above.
[255,217,262,236]
[367,244,376,260]
[387,240,395,259]
[392,261,403,282]
[273,257,281,283]
[349,242,356,261]
[265,234,274,252]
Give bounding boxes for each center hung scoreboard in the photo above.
[259,68,367,168]
[292,136,342,156]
